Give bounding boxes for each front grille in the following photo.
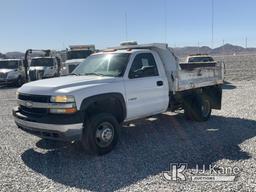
[0,73,7,79]
[29,70,44,81]
[18,94,50,116]
[18,94,50,103]
[68,65,77,73]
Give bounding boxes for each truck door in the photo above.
[125,52,169,120]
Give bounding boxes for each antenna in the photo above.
[222,39,225,54]
[211,0,214,48]
[125,12,128,40]
[164,0,167,43]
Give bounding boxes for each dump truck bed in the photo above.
[173,62,224,92]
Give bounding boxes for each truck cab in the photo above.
[61,45,95,75]
[13,43,223,155]
[0,59,26,87]
[29,57,60,81]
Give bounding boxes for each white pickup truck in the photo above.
[13,43,224,155]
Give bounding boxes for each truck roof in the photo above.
[0,59,22,61]
[31,57,54,59]
[69,45,95,51]
[95,49,149,55]
[108,43,169,51]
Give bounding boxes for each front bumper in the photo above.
[13,107,83,141]
[0,78,18,86]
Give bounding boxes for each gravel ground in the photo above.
[214,54,256,81]
[1,79,256,192]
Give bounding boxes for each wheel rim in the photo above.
[201,99,210,117]
[95,122,114,148]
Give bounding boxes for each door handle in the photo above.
[157,81,163,86]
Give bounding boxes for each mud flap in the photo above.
[204,85,222,110]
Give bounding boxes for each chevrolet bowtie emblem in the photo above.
[25,101,33,108]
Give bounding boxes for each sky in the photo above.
[0,0,255,53]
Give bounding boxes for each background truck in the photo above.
[0,59,26,87]
[180,54,226,75]
[61,45,95,75]
[25,49,62,81]
[185,54,215,63]
[13,43,224,155]
[29,57,61,81]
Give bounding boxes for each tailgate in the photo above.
[173,62,224,92]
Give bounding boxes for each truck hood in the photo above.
[0,69,15,73]
[19,75,118,95]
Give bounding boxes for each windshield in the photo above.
[188,57,214,63]
[0,60,19,69]
[30,58,54,67]
[67,50,93,60]
[72,53,130,77]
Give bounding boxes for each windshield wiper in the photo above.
[69,73,80,76]
[84,72,104,76]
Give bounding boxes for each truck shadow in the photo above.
[21,114,256,191]
[223,81,237,90]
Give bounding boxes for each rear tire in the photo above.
[191,94,212,122]
[81,113,120,155]
[184,100,193,120]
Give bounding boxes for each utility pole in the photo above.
[211,0,214,48]
[245,37,248,48]
[164,0,167,43]
[222,39,225,54]
[198,41,200,54]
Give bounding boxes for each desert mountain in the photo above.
[173,44,256,58]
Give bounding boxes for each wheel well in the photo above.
[175,85,222,110]
[81,94,126,123]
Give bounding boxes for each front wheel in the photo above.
[81,113,120,155]
[16,77,23,87]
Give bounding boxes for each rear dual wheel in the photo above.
[184,94,212,122]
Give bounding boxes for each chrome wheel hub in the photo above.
[96,122,114,147]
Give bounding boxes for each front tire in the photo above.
[16,77,23,87]
[81,113,120,155]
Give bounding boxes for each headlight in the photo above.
[16,91,19,99]
[49,95,77,114]
[50,95,75,103]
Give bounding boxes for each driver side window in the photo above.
[129,53,159,79]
